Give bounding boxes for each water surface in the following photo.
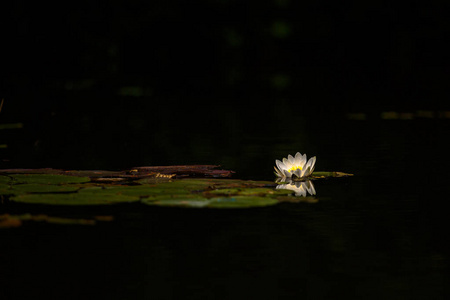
[1,118,448,299]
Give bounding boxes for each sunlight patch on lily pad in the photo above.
[142,195,211,208]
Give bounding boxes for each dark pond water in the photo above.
[1,117,449,299]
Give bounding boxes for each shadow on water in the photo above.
[1,116,449,299]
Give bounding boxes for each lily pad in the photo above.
[235,187,292,196]
[207,187,292,197]
[208,196,278,208]
[12,184,80,193]
[155,178,273,189]
[206,188,241,195]
[79,185,190,197]
[151,179,217,190]
[11,193,139,205]
[310,171,353,179]
[10,174,90,185]
[0,168,353,209]
[142,195,278,208]
[142,195,212,207]
[0,175,12,184]
[0,184,13,195]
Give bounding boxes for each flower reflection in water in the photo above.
[276,179,316,197]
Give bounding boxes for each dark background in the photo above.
[2,2,450,299]
[2,0,449,175]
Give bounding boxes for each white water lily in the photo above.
[276,180,316,197]
[274,152,316,179]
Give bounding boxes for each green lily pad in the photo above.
[152,178,272,191]
[11,193,139,205]
[142,194,278,208]
[152,179,216,190]
[12,184,80,193]
[206,188,241,195]
[131,178,228,195]
[1,170,352,209]
[142,195,211,207]
[11,174,90,185]
[208,196,278,208]
[207,187,292,197]
[78,186,124,194]
[0,184,13,195]
[234,187,292,196]
[0,175,12,184]
[310,171,353,178]
[79,185,190,197]
[219,180,275,188]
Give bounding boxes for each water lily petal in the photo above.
[283,169,293,177]
[274,166,284,177]
[301,154,307,165]
[310,164,316,174]
[283,158,293,170]
[295,152,303,162]
[294,153,303,167]
[288,154,295,165]
[297,154,307,169]
[276,160,287,171]
[304,156,316,173]
[302,166,311,178]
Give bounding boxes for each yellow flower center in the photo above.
[288,166,302,172]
